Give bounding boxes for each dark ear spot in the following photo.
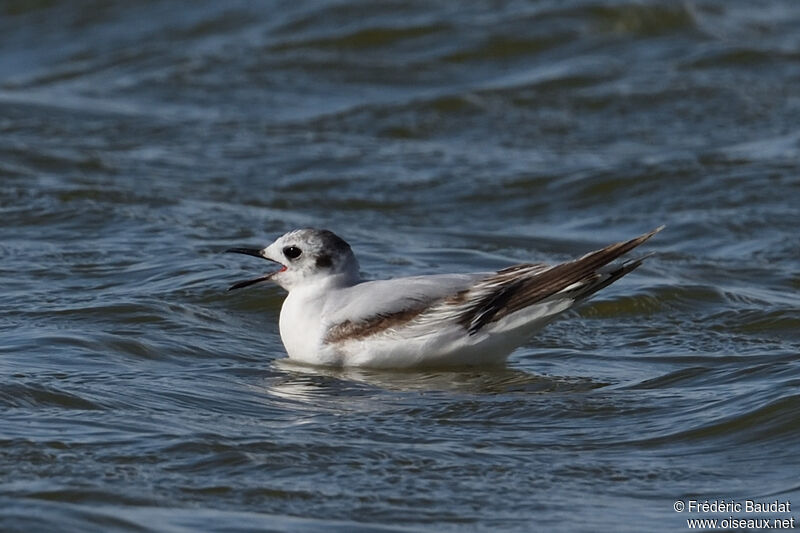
[315,254,333,269]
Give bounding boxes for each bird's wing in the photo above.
[321,273,483,343]
[322,227,662,343]
[427,227,663,335]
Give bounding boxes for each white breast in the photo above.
[278,285,343,366]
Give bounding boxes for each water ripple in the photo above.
[2,0,800,531]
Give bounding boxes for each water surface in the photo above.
[1,1,799,531]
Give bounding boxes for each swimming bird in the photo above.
[226,227,662,368]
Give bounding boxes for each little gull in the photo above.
[226,227,662,368]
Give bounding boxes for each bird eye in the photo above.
[283,246,302,260]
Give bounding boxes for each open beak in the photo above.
[225,247,285,291]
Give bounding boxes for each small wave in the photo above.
[0,382,102,410]
[270,24,447,52]
[626,366,716,390]
[636,394,800,448]
[444,34,567,63]
[681,46,799,69]
[579,284,726,317]
[708,308,800,340]
[585,2,697,36]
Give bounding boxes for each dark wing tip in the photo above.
[647,224,666,237]
[459,226,664,334]
[623,225,665,249]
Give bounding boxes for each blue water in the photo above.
[1,1,799,531]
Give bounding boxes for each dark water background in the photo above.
[1,1,799,531]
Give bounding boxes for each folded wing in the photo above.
[432,226,664,335]
[323,227,663,343]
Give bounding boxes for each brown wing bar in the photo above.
[459,226,663,335]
